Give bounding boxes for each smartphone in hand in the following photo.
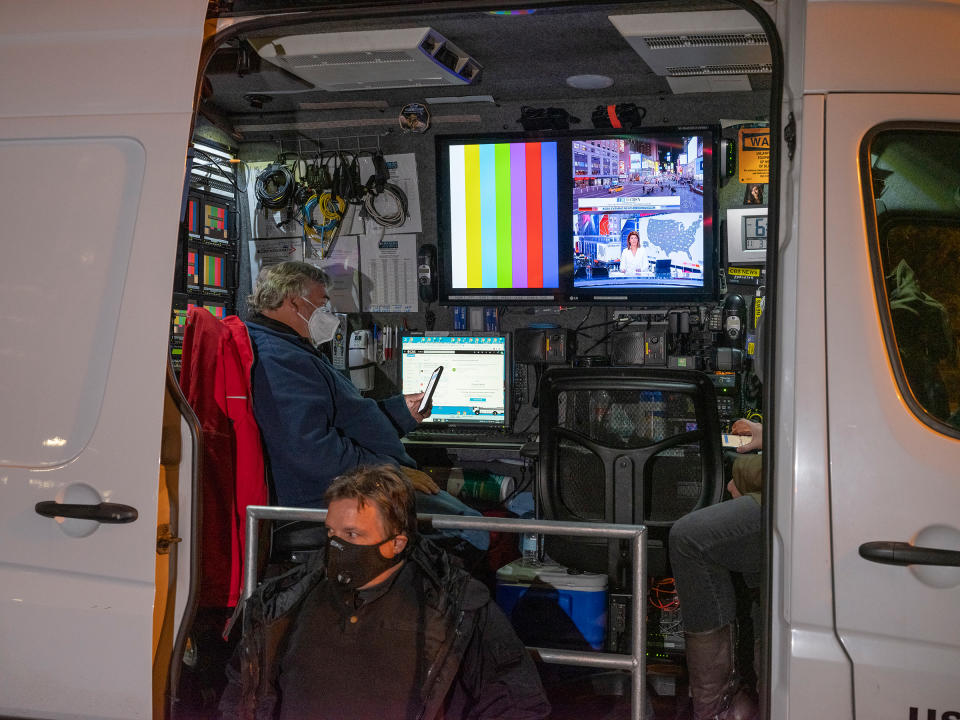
[417,366,443,413]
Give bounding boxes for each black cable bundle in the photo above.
[346,155,365,204]
[255,163,294,209]
[305,160,331,191]
[332,153,354,203]
[517,105,581,131]
[591,103,646,130]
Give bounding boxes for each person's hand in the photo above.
[727,479,743,498]
[401,466,440,495]
[404,392,431,423]
[731,418,762,453]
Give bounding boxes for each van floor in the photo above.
[539,664,689,719]
[175,663,690,719]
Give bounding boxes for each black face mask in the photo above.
[325,534,403,588]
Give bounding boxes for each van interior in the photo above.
[168,1,777,717]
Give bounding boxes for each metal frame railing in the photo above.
[243,507,648,720]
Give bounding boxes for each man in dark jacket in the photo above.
[218,465,550,720]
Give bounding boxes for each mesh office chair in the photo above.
[538,367,724,587]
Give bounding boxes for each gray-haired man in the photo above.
[245,261,487,552]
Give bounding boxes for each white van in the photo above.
[2,1,959,719]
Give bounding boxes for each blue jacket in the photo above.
[246,317,417,507]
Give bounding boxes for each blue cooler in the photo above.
[495,559,608,650]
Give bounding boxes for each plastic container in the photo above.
[447,468,514,503]
[495,559,608,650]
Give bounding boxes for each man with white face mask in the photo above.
[245,262,488,553]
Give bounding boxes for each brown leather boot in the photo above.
[684,624,758,720]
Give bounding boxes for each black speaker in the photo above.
[610,331,645,366]
[515,327,548,363]
[516,327,572,364]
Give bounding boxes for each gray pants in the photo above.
[668,496,762,632]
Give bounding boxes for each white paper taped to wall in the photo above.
[358,233,418,312]
[248,238,302,290]
[305,235,361,313]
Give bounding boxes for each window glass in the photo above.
[867,128,960,431]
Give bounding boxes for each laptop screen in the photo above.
[400,333,510,427]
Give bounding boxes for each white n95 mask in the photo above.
[298,297,340,346]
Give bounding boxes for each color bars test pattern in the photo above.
[447,141,559,289]
[188,303,225,320]
[172,309,188,335]
[187,251,199,285]
[187,199,200,235]
[204,203,227,239]
[203,254,224,288]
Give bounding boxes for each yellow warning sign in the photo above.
[728,266,762,278]
[738,128,769,184]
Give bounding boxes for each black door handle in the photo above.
[35,501,138,524]
[859,541,960,567]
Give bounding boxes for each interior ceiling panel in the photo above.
[203,2,769,136]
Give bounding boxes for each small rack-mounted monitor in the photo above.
[202,252,227,290]
[186,197,201,237]
[204,201,228,241]
[187,251,200,287]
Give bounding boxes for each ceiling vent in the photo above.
[249,27,482,92]
[609,10,771,89]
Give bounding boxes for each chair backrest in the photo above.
[538,367,723,586]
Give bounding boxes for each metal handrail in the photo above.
[243,506,648,720]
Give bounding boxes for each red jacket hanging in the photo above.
[179,307,267,608]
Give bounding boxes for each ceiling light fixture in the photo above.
[565,74,614,90]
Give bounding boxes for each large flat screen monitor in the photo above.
[569,129,716,303]
[400,333,510,428]
[437,136,563,303]
[436,127,718,305]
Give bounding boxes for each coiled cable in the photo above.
[363,182,408,228]
[255,163,294,209]
[317,191,346,230]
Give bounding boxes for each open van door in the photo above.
[0,2,207,717]
[817,6,960,717]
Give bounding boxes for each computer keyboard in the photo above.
[405,426,530,446]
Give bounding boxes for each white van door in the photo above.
[0,2,206,718]
[824,93,960,720]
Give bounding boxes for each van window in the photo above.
[865,127,960,433]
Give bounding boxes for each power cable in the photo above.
[363,182,408,228]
